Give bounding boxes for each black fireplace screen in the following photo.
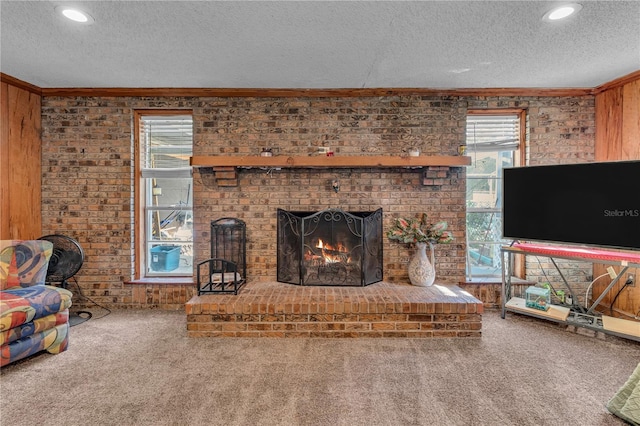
[277,208,383,286]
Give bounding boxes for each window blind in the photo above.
[466,115,520,152]
[140,116,193,170]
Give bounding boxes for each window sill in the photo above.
[459,277,534,285]
[125,277,194,286]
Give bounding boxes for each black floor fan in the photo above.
[39,234,92,326]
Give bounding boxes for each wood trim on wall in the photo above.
[132,111,143,280]
[593,69,640,95]
[6,71,637,99]
[0,73,43,96]
[39,87,595,98]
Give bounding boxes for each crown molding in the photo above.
[2,71,636,98]
[38,86,594,98]
[0,73,42,96]
[593,70,640,94]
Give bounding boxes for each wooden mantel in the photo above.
[190,155,471,168]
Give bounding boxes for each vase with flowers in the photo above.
[387,213,454,286]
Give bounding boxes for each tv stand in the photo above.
[501,243,640,342]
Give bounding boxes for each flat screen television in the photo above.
[502,161,640,250]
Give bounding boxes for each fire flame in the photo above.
[316,239,347,252]
[306,239,350,264]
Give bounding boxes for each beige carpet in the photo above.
[1,309,639,426]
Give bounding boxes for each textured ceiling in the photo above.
[1,1,639,89]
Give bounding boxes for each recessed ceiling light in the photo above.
[543,3,582,21]
[55,6,94,24]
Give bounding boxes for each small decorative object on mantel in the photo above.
[387,213,454,287]
[408,147,420,157]
[260,148,273,157]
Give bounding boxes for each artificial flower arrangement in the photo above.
[386,213,454,245]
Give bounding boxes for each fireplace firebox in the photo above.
[277,208,383,286]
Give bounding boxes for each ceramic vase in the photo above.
[407,242,436,287]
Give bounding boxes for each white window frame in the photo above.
[466,109,526,280]
[134,110,194,279]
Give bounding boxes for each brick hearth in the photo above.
[186,281,483,337]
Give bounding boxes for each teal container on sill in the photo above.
[150,245,181,272]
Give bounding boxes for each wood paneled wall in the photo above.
[593,76,640,319]
[596,80,640,160]
[0,81,42,239]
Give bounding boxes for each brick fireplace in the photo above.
[187,95,478,337]
[276,207,383,286]
[35,91,595,310]
[196,165,465,285]
[193,97,470,284]
[187,177,483,337]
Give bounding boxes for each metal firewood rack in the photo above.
[197,218,247,295]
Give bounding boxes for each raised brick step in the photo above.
[186,281,483,338]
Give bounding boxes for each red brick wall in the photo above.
[467,96,597,304]
[40,95,595,308]
[466,96,596,165]
[193,96,467,288]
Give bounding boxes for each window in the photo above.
[466,110,525,279]
[135,112,193,277]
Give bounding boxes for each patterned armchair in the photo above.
[0,240,72,367]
